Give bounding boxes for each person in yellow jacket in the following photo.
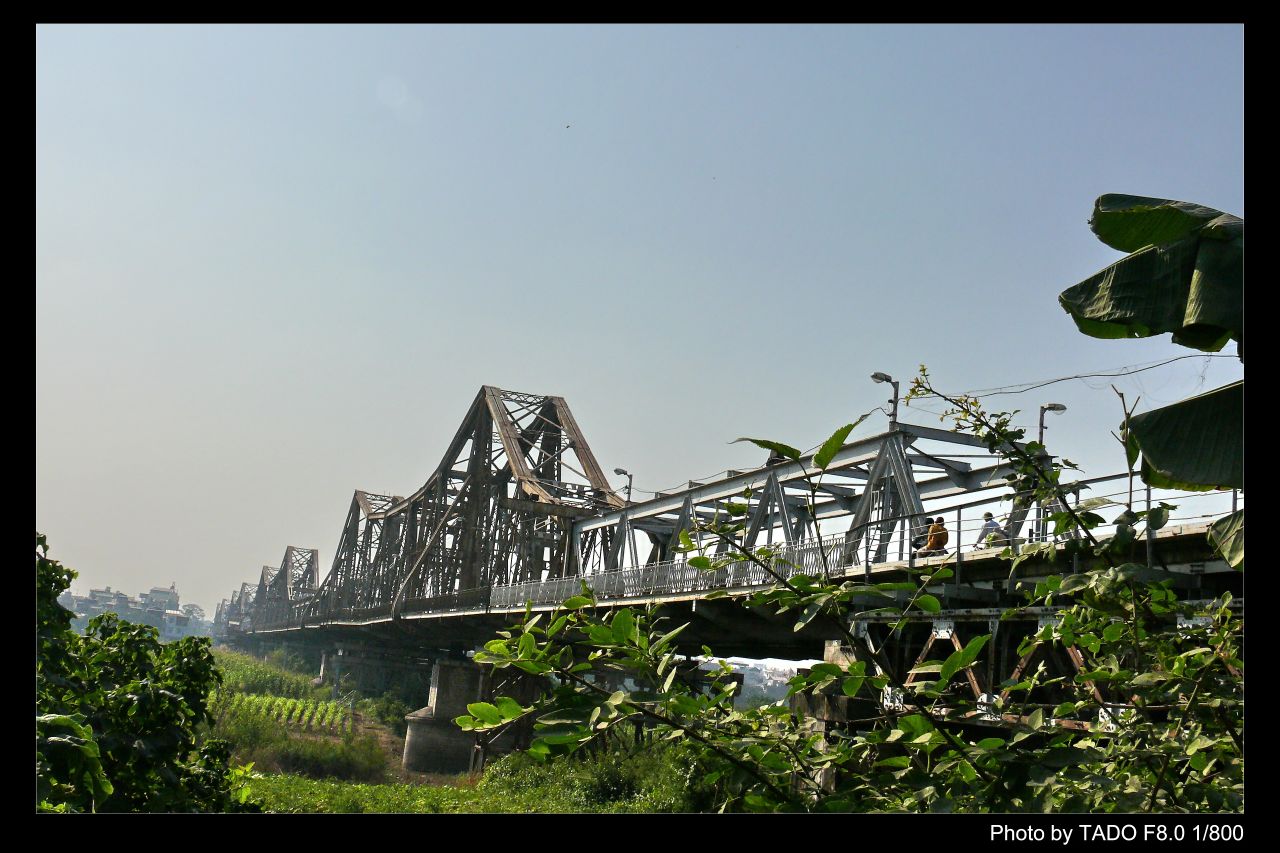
[915,517,949,557]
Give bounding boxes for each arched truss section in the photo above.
[254,386,622,629]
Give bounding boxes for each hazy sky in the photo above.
[37,24,1243,612]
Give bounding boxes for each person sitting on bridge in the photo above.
[975,512,1009,549]
[910,521,930,551]
[915,517,949,557]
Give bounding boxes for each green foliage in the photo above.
[36,534,258,812]
[212,691,351,735]
[1207,510,1243,570]
[263,647,312,676]
[359,693,412,737]
[212,693,379,782]
[1125,381,1243,491]
[213,648,326,700]
[268,734,386,783]
[251,742,712,813]
[206,649,377,783]
[1058,194,1242,354]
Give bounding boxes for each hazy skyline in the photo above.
[37,24,1243,611]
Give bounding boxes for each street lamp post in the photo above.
[1036,403,1067,543]
[871,372,900,430]
[613,467,634,504]
[1039,403,1067,446]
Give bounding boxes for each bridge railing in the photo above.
[490,533,848,610]
[249,482,1241,630]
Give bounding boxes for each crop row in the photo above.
[214,691,351,733]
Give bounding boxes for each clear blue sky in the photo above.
[37,24,1243,612]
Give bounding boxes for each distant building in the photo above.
[58,582,210,641]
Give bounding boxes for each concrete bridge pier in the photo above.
[403,657,484,774]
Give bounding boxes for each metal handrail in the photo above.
[247,483,1240,631]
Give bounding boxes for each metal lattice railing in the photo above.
[250,482,1240,631]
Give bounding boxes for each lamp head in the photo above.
[613,467,630,477]
[1042,403,1067,414]
[870,372,893,384]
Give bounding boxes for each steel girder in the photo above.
[249,386,622,631]
[573,422,1031,576]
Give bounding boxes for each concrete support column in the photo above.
[402,658,483,774]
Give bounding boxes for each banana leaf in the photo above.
[1207,509,1243,570]
[1125,381,1242,491]
[1059,194,1243,356]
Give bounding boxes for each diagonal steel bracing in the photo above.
[249,387,622,631]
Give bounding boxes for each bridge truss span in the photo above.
[226,385,1241,651]
[251,386,624,631]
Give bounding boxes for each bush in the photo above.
[36,534,257,812]
[358,693,412,737]
[479,742,715,812]
[258,734,387,783]
[248,742,716,813]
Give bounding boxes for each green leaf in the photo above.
[466,702,502,726]
[1110,523,1136,550]
[1059,195,1242,353]
[494,696,525,720]
[678,530,695,551]
[793,600,824,631]
[1207,509,1243,569]
[841,676,865,697]
[897,714,932,738]
[611,609,636,643]
[562,595,593,610]
[916,594,941,614]
[876,756,911,769]
[1186,735,1215,755]
[957,633,989,667]
[733,437,801,462]
[514,660,553,675]
[652,622,689,653]
[1088,193,1237,253]
[940,634,989,684]
[815,418,869,471]
[1128,382,1243,490]
[688,556,712,570]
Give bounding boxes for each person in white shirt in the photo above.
[976,512,1008,549]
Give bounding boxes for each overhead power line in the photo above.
[961,354,1236,398]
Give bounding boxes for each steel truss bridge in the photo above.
[217,385,1239,664]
